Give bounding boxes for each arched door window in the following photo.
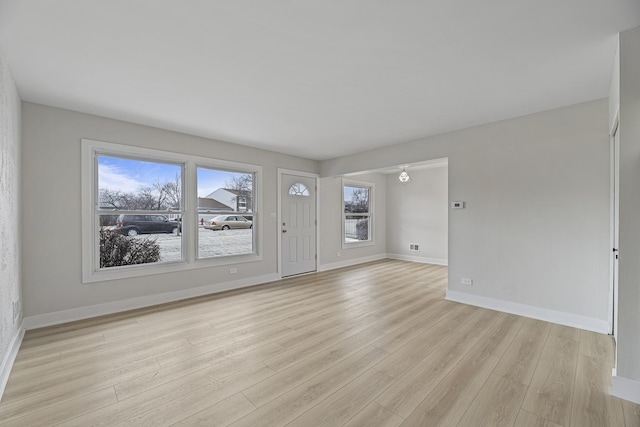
[288,182,310,196]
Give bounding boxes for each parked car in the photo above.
[170,217,182,232]
[116,214,179,236]
[204,215,253,231]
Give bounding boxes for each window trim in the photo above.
[82,138,263,283]
[194,164,257,261]
[341,178,375,249]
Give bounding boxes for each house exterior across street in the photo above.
[204,188,252,213]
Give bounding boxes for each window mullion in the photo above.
[97,209,185,215]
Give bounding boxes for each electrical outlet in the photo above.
[409,244,420,251]
[337,252,341,257]
[229,268,238,274]
[461,278,473,286]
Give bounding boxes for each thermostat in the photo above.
[451,201,465,209]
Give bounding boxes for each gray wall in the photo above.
[319,173,387,267]
[322,99,611,325]
[617,25,640,383]
[609,39,620,132]
[386,165,448,263]
[21,103,318,317]
[0,46,22,367]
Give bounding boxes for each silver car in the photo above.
[204,215,252,231]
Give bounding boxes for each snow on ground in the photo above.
[132,228,253,262]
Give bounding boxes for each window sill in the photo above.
[341,240,375,250]
[83,253,263,284]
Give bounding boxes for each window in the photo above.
[289,182,310,196]
[342,180,374,247]
[97,155,184,268]
[197,167,255,259]
[82,139,262,283]
[237,197,247,210]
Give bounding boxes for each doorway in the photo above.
[279,170,318,277]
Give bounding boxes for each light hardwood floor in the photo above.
[1,260,638,426]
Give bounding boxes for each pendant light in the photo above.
[399,168,410,183]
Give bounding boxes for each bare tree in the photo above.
[348,188,369,213]
[151,180,169,211]
[99,189,124,209]
[119,192,140,210]
[136,179,177,211]
[99,189,140,210]
[164,173,181,209]
[99,189,136,226]
[226,174,252,193]
[99,175,182,212]
[135,185,158,210]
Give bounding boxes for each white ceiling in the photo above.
[1,1,639,161]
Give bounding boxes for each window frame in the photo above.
[341,178,375,249]
[194,164,256,261]
[94,153,186,268]
[82,139,263,283]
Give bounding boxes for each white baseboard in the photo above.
[612,370,640,404]
[446,290,609,334]
[318,254,388,272]
[0,321,25,402]
[23,273,279,330]
[387,253,448,266]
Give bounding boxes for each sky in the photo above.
[98,156,248,198]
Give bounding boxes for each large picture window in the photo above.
[97,155,184,268]
[343,180,374,247]
[197,167,255,259]
[82,139,262,283]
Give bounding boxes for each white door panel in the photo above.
[281,174,316,277]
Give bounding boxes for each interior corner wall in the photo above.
[617,24,640,384]
[319,173,387,269]
[20,102,318,319]
[0,46,22,373]
[321,99,611,330]
[386,165,448,264]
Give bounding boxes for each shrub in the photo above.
[99,229,161,268]
[99,215,119,227]
[356,218,369,240]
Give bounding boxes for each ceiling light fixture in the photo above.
[399,168,410,184]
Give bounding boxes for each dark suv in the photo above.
[116,214,179,236]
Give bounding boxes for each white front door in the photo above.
[281,173,317,277]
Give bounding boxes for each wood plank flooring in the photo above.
[1,259,637,426]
